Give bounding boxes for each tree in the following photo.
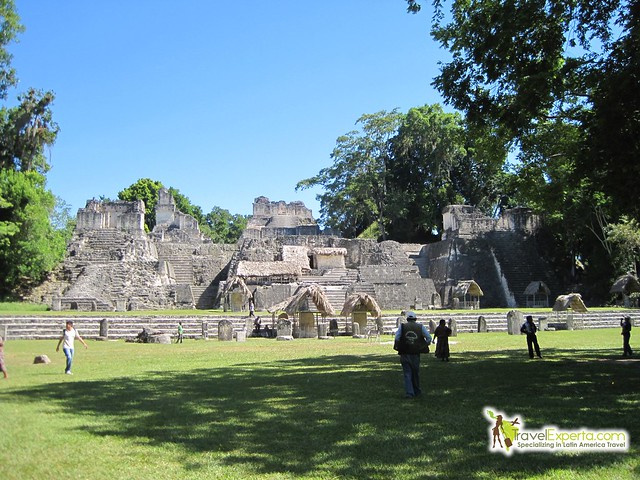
[0,0,22,100]
[0,89,58,172]
[405,0,639,297]
[606,216,640,276]
[387,105,464,241]
[297,110,402,238]
[0,169,66,297]
[388,104,505,242]
[0,1,64,298]
[118,179,246,243]
[204,207,248,244]
[118,178,164,231]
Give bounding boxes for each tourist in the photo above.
[55,320,88,375]
[520,315,542,359]
[253,316,262,335]
[621,316,633,357]
[434,319,452,361]
[393,311,432,398]
[394,310,406,335]
[0,335,8,379]
[176,321,184,343]
[248,298,255,317]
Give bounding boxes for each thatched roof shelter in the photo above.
[280,284,336,316]
[552,293,588,313]
[340,292,382,318]
[524,281,551,296]
[452,280,484,298]
[217,275,252,300]
[451,280,483,309]
[610,274,640,296]
[524,281,551,307]
[266,297,294,314]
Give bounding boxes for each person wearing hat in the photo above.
[394,311,432,398]
[520,315,542,359]
[56,320,88,375]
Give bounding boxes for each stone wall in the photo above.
[76,199,145,233]
[443,205,541,239]
[154,188,201,237]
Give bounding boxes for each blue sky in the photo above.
[10,1,447,220]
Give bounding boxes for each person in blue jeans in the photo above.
[56,320,88,375]
[394,311,432,398]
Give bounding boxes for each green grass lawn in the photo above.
[1,330,638,479]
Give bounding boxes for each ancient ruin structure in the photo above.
[30,189,236,311]
[30,194,563,312]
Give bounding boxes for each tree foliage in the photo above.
[389,105,474,241]
[118,178,246,243]
[0,1,65,298]
[606,216,640,276]
[204,207,248,244]
[299,105,505,242]
[118,178,163,231]
[0,170,66,296]
[403,0,639,300]
[297,110,402,239]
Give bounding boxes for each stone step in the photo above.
[2,311,638,340]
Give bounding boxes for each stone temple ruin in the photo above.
[30,191,562,313]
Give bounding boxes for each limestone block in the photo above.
[33,355,51,364]
[507,310,524,335]
[477,315,487,333]
[146,334,171,344]
[218,320,233,341]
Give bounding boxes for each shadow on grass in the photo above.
[3,349,639,479]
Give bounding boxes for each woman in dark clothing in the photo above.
[434,319,452,361]
[621,316,633,357]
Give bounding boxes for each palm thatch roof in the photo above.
[452,280,484,298]
[552,293,588,312]
[281,284,336,316]
[235,261,302,278]
[610,274,640,295]
[524,281,551,296]
[266,296,294,314]
[217,275,253,299]
[340,292,382,318]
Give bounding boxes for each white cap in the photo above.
[406,311,417,320]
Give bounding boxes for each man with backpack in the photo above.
[394,311,432,398]
[520,315,542,359]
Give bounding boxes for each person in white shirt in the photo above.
[56,321,88,375]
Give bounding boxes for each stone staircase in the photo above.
[486,231,562,308]
[192,284,218,310]
[0,316,250,341]
[79,230,129,261]
[404,244,429,278]
[300,268,359,312]
[2,311,637,341]
[163,253,193,284]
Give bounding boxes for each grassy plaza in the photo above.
[1,329,638,479]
